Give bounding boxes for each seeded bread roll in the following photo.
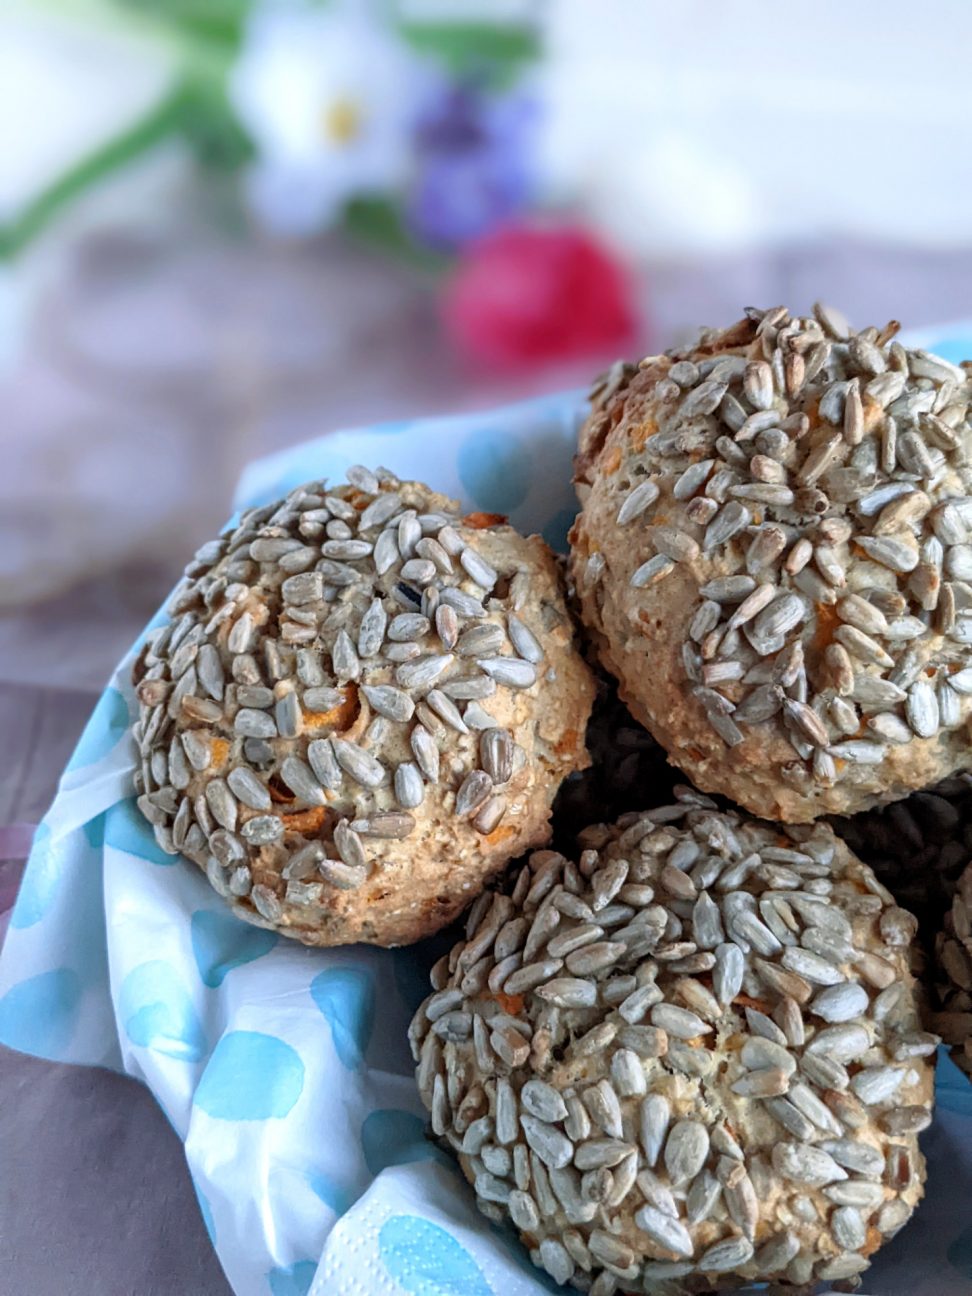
[934,860,972,1076]
[410,792,936,1295]
[131,468,595,947]
[570,305,972,822]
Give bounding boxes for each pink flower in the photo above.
[442,223,637,369]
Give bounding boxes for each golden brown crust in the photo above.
[133,475,595,947]
[570,307,972,822]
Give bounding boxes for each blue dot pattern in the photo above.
[0,969,81,1060]
[458,429,532,515]
[267,1261,317,1296]
[379,1215,493,1296]
[194,1031,304,1120]
[118,960,206,1062]
[361,1109,441,1177]
[65,686,130,771]
[104,798,176,866]
[10,823,58,929]
[310,967,375,1071]
[306,1170,357,1218]
[82,813,106,850]
[190,910,278,988]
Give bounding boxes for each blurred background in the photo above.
[3,3,972,1291]
[4,0,972,852]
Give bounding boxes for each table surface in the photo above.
[4,230,972,1294]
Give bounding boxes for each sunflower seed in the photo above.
[574,1138,632,1172]
[752,592,808,642]
[457,623,505,657]
[467,786,504,832]
[881,1105,932,1135]
[633,1205,693,1258]
[271,755,324,806]
[763,1095,817,1140]
[797,432,844,485]
[853,534,920,573]
[807,981,868,1024]
[773,1141,847,1187]
[433,604,458,650]
[817,1138,884,1178]
[395,654,454,690]
[850,1065,905,1105]
[460,547,497,590]
[508,1189,539,1233]
[331,739,385,788]
[222,767,270,812]
[507,615,543,664]
[351,811,414,839]
[202,778,239,831]
[662,1120,709,1187]
[744,359,775,410]
[805,1024,870,1064]
[417,691,466,737]
[387,613,430,643]
[697,1236,753,1272]
[300,741,340,794]
[321,537,372,562]
[650,1003,711,1039]
[754,1230,799,1273]
[510,1080,565,1126]
[616,479,661,525]
[359,684,413,724]
[906,678,940,738]
[630,555,675,587]
[520,1115,573,1169]
[388,761,424,810]
[454,769,492,817]
[227,612,255,655]
[268,689,300,738]
[233,707,277,739]
[345,464,379,493]
[713,942,745,1004]
[248,884,282,922]
[241,815,284,845]
[477,657,536,689]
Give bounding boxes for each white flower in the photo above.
[230,2,427,236]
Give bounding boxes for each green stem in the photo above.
[0,80,192,260]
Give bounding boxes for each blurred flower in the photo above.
[230,3,427,236]
[405,82,537,250]
[442,223,636,369]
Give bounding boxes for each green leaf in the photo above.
[0,81,192,260]
[342,197,449,272]
[180,76,255,170]
[398,21,539,76]
[112,0,251,50]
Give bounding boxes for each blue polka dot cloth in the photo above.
[3,376,972,1295]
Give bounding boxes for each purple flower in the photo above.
[406,83,537,250]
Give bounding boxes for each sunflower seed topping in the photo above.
[575,312,972,807]
[409,798,931,1290]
